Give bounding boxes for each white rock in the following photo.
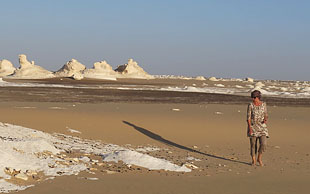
[9,54,55,79]
[15,173,28,181]
[115,59,154,79]
[214,84,225,87]
[83,60,117,80]
[245,77,254,82]
[72,73,84,80]
[54,59,86,78]
[208,77,218,81]
[195,76,206,81]
[0,59,16,77]
[185,163,198,169]
[255,82,265,87]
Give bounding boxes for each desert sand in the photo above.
[0,81,309,194]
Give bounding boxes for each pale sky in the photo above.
[1,0,309,81]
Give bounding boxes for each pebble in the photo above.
[274,146,281,149]
[88,168,98,171]
[104,170,117,174]
[185,163,199,169]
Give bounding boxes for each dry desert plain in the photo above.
[0,78,310,194]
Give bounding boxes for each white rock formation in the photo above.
[195,76,206,81]
[83,60,117,80]
[245,77,254,82]
[54,59,86,79]
[208,77,218,81]
[10,54,54,79]
[72,73,84,80]
[0,59,16,77]
[255,82,265,87]
[115,59,154,79]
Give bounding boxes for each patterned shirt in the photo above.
[247,102,269,138]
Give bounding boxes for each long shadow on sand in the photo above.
[123,121,250,166]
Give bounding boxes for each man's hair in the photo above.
[251,90,261,99]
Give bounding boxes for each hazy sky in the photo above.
[1,0,309,81]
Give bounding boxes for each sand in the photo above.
[0,99,309,193]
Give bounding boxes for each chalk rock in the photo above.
[72,73,84,80]
[10,54,55,79]
[83,60,117,80]
[54,59,86,78]
[0,59,16,77]
[255,82,265,88]
[15,173,28,181]
[208,77,218,81]
[115,59,154,79]
[245,77,254,82]
[195,76,206,81]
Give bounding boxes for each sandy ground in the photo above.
[0,101,309,194]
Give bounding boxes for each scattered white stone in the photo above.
[79,156,90,163]
[172,108,180,111]
[104,170,117,174]
[214,84,225,87]
[274,146,281,149]
[184,163,198,169]
[66,127,81,134]
[215,112,223,115]
[186,156,201,161]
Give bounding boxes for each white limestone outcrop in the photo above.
[83,60,117,80]
[10,54,54,79]
[208,77,218,81]
[195,76,206,81]
[115,59,153,79]
[0,59,16,77]
[245,77,254,82]
[54,59,86,79]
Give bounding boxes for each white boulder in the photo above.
[0,59,16,77]
[83,60,117,80]
[54,59,86,78]
[115,59,154,79]
[10,54,55,79]
[72,73,84,80]
[245,77,254,82]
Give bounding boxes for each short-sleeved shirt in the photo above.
[247,102,269,138]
